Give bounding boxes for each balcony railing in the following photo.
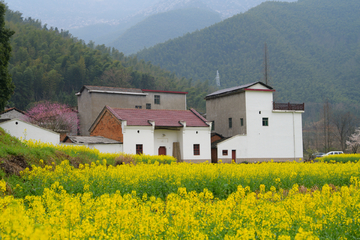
[273,102,305,111]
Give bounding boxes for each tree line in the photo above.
[3,6,215,113]
[136,0,360,120]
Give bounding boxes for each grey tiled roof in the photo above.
[79,85,143,94]
[65,136,120,144]
[205,81,273,99]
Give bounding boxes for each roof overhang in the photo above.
[87,90,147,96]
[142,89,188,94]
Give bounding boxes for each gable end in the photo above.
[89,108,123,142]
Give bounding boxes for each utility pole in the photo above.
[264,42,269,85]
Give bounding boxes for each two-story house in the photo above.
[206,81,304,163]
[76,86,187,135]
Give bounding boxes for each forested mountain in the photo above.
[111,8,221,55]
[5,7,214,112]
[136,0,360,112]
[5,0,295,47]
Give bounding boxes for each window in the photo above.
[229,118,232,128]
[146,103,151,109]
[222,150,228,156]
[136,144,143,154]
[211,121,215,131]
[240,118,244,126]
[193,144,200,155]
[262,117,269,126]
[135,105,142,109]
[154,95,160,104]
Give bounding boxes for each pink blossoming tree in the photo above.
[346,127,360,153]
[24,101,79,135]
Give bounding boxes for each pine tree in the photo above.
[0,3,14,111]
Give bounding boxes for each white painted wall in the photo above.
[217,135,248,162]
[0,119,60,145]
[122,124,155,155]
[217,90,303,162]
[122,120,211,160]
[181,126,211,162]
[153,129,180,156]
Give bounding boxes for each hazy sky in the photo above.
[4,0,296,30]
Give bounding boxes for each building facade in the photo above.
[76,86,187,135]
[89,106,212,162]
[206,82,304,163]
[0,119,60,145]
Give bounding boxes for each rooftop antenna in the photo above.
[215,70,220,87]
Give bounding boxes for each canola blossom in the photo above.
[320,153,360,163]
[2,160,360,239]
[22,139,176,165]
[1,181,360,239]
[18,160,360,199]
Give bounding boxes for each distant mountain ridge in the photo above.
[5,0,296,47]
[135,0,297,20]
[135,0,360,108]
[110,8,222,55]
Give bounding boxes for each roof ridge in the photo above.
[190,108,208,124]
[109,107,190,112]
[106,106,123,120]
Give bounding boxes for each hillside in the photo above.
[4,7,214,112]
[136,0,360,109]
[111,8,221,55]
[18,0,296,46]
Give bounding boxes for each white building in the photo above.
[89,106,212,162]
[206,82,304,163]
[0,118,60,145]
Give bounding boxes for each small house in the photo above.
[89,106,212,162]
[0,118,60,145]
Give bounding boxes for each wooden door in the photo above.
[158,146,166,155]
[211,148,218,163]
[232,150,236,162]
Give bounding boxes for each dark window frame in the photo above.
[222,150,228,156]
[136,144,143,154]
[240,118,244,126]
[193,144,200,155]
[146,103,151,109]
[154,95,160,105]
[229,118,232,128]
[135,105,142,109]
[262,117,269,126]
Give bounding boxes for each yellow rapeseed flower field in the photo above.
[1,159,360,239]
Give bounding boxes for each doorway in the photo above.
[211,148,218,163]
[158,146,167,155]
[232,150,236,162]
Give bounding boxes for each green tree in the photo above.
[0,3,14,111]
